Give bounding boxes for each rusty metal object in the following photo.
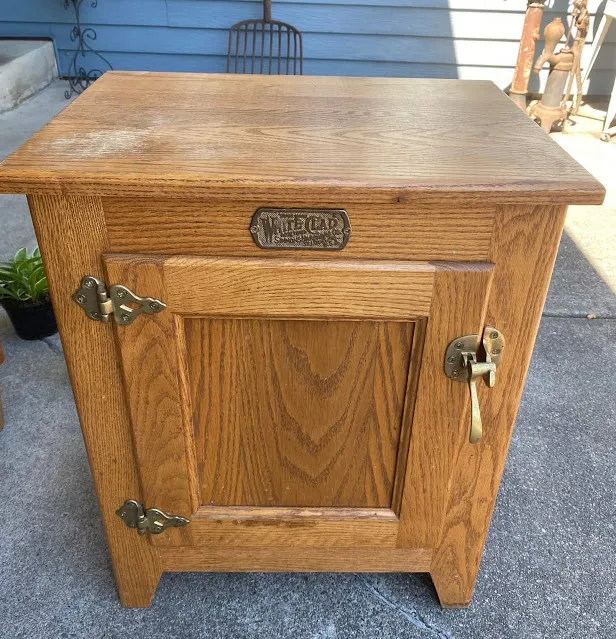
[529,18,573,133]
[226,0,303,75]
[533,18,568,72]
[530,70,571,133]
[563,0,590,115]
[510,1,547,111]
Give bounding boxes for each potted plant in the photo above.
[0,247,57,340]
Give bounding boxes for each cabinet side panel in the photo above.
[431,204,567,607]
[26,194,161,608]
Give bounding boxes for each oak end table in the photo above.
[0,72,604,608]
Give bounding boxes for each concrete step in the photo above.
[0,40,58,113]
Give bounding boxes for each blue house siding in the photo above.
[1,0,614,94]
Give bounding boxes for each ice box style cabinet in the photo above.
[0,72,604,608]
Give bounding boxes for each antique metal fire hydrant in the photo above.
[529,18,574,133]
[510,0,547,110]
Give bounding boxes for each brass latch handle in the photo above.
[444,327,505,444]
[462,354,497,443]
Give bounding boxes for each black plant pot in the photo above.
[0,295,58,340]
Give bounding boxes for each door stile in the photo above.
[103,255,197,546]
[173,312,202,514]
[397,262,495,549]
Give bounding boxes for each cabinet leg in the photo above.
[430,556,477,609]
[115,560,162,608]
[27,194,163,608]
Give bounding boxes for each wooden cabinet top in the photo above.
[0,71,604,205]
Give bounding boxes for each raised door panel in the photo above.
[185,317,414,508]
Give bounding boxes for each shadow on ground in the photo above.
[546,231,616,318]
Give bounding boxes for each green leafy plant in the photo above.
[0,247,49,303]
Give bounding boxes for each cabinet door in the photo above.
[104,255,493,550]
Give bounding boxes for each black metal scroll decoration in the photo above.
[64,0,113,98]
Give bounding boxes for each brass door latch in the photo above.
[116,499,189,536]
[72,276,166,326]
[444,326,505,443]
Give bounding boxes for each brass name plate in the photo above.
[250,208,351,250]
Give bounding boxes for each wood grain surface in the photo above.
[390,319,427,515]
[182,506,400,548]
[430,204,568,607]
[26,195,162,607]
[195,506,399,520]
[397,262,494,549]
[164,256,435,320]
[0,73,604,205]
[103,255,197,547]
[103,198,496,263]
[186,317,414,508]
[160,547,433,573]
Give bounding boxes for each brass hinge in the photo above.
[116,499,190,536]
[444,326,505,444]
[72,276,166,326]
